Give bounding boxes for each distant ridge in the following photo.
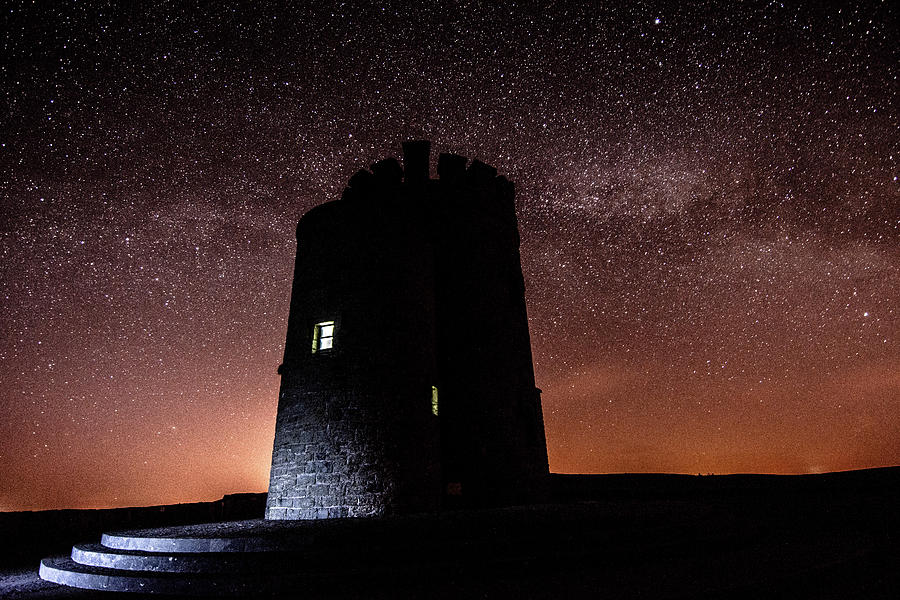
[0,493,266,568]
[551,465,900,501]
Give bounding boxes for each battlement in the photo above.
[336,141,516,224]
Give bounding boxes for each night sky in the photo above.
[2,1,897,511]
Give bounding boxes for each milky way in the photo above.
[1,1,897,510]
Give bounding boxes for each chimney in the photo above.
[402,140,431,185]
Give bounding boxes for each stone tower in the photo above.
[265,141,548,520]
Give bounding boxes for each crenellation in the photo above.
[466,158,497,183]
[370,157,403,185]
[437,152,467,182]
[347,168,374,190]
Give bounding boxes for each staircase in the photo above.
[39,521,306,596]
[37,510,551,596]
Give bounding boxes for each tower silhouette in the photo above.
[265,141,548,519]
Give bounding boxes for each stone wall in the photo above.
[265,384,393,520]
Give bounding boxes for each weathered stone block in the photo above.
[292,497,313,508]
[314,461,334,473]
[309,484,330,497]
[326,507,348,518]
[315,473,339,485]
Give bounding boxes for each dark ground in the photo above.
[1,469,898,599]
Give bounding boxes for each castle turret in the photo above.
[265,142,548,519]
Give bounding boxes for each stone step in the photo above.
[71,543,284,574]
[100,531,300,553]
[39,556,261,596]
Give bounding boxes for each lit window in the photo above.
[311,321,335,353]
[431,385,439,416]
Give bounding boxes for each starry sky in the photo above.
[1,1,897,511]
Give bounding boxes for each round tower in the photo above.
[265,142,548,519]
